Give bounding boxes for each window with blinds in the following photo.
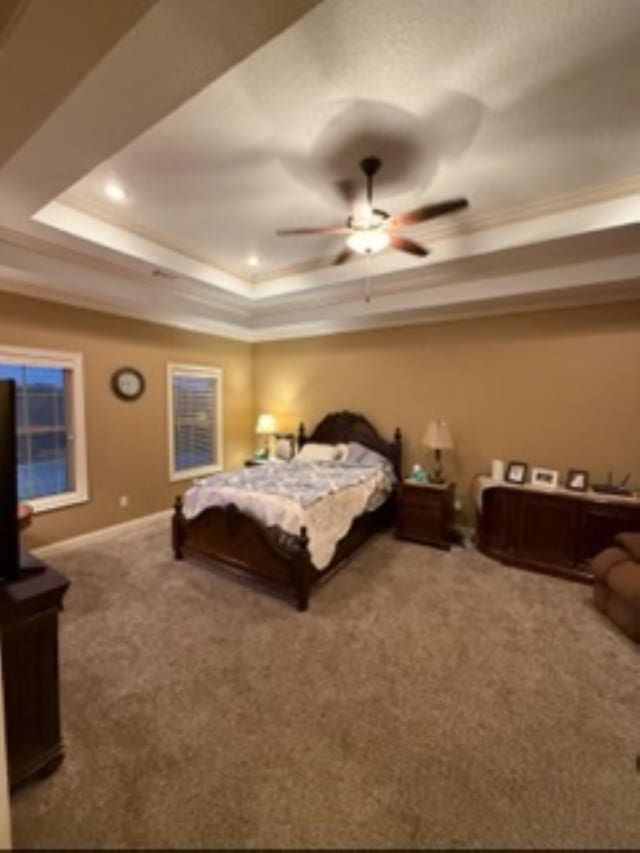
[0,347,88,512]
[168,364,223,480]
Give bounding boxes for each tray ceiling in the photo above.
[0,0,638,340]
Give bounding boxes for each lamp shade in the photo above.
[255,413,278,435]
[422,419,453,450]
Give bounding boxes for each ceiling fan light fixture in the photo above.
[277,155,466,266]
[346,229,390,255]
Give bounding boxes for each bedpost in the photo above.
[293,526,311,612]
[172,496,186,559]
[297,421,307,451]
[393,427,402,481]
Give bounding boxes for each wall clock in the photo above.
[111,367,145,401]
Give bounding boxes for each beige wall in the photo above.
[254,300,640,519]
[2,287,639,544]
[0,289,253,548]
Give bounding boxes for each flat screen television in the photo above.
[0,379,20,580]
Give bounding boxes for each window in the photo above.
[0,346,88,512]
[168,363,223,481]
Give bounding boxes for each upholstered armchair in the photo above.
[592,533,640,642]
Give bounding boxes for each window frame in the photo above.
[0,344,89,514]
[167,362,223,482]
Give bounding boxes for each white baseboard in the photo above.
[32,511,474,560]
[32,509,172,559]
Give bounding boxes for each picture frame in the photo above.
[566,468,589,492]
[274,432,296,461]
[505,460,528,485]
[531,467,559,489]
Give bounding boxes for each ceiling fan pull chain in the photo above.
[365,254,372,304]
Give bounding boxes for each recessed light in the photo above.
[247,254,259,267]
[104,181,126,202]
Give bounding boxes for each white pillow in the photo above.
[296,442,341,462]
[334,443,349,461]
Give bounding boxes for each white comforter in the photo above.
[183,460,393,570]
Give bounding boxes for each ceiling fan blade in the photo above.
[276,226,351,236]
[390,234,429,257]
[391,198,469,228]
[332,247,354,265]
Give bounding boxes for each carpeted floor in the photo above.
[11,519,640,849]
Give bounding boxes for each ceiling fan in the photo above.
[276,156,469,265]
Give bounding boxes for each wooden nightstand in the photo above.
[396,481,455,550]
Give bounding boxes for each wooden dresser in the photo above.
[396,481,455,550]
[476,480,640,583]
[0,555,70,790]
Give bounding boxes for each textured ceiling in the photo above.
[60,0,640,279]
[0,0,638,340]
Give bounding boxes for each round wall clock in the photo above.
[111,367,146,401]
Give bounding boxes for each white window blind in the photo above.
[168,364,223,480]
[0,346,88,512]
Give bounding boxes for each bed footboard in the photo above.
[172,496,313,611]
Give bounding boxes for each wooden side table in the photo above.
[476,482,640,583]
[396,481,455,550]
[0,556,70,790]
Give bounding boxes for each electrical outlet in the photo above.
[119,495,129,508]
[454,498,462,511]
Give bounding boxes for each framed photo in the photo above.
[505,461,528,485]
[566,468,589,492]
[531,467,559,489]
[274,432,295,461]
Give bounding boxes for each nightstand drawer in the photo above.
[400,486,445,509]
[396,482,455,550]
[397,500,446,524]
[397,504,446,532]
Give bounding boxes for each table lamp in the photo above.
[255,413,278,458]
[422,419,453,484]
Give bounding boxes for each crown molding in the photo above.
[251,175,640,283]
[33,201,255,298]
[0,176,637,345]
[1,238,637,344]
[63,175,640,287]
[0,273,254,342]
[60,192,253,282]
[32,184,640,307]
[249,278,640,343]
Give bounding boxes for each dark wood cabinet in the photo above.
[396,481,455,550]
[476,484,640,583]
[0,556,70,791]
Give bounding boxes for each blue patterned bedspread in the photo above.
[196,459,392,508]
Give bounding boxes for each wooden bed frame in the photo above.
[172,411,402,611]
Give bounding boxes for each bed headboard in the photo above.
[297,410,402,480]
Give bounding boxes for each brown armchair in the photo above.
[592,532,640,642]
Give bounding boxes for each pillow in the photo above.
[296,442,340,462]
[345,441,387,467]
[346,442,397,483]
